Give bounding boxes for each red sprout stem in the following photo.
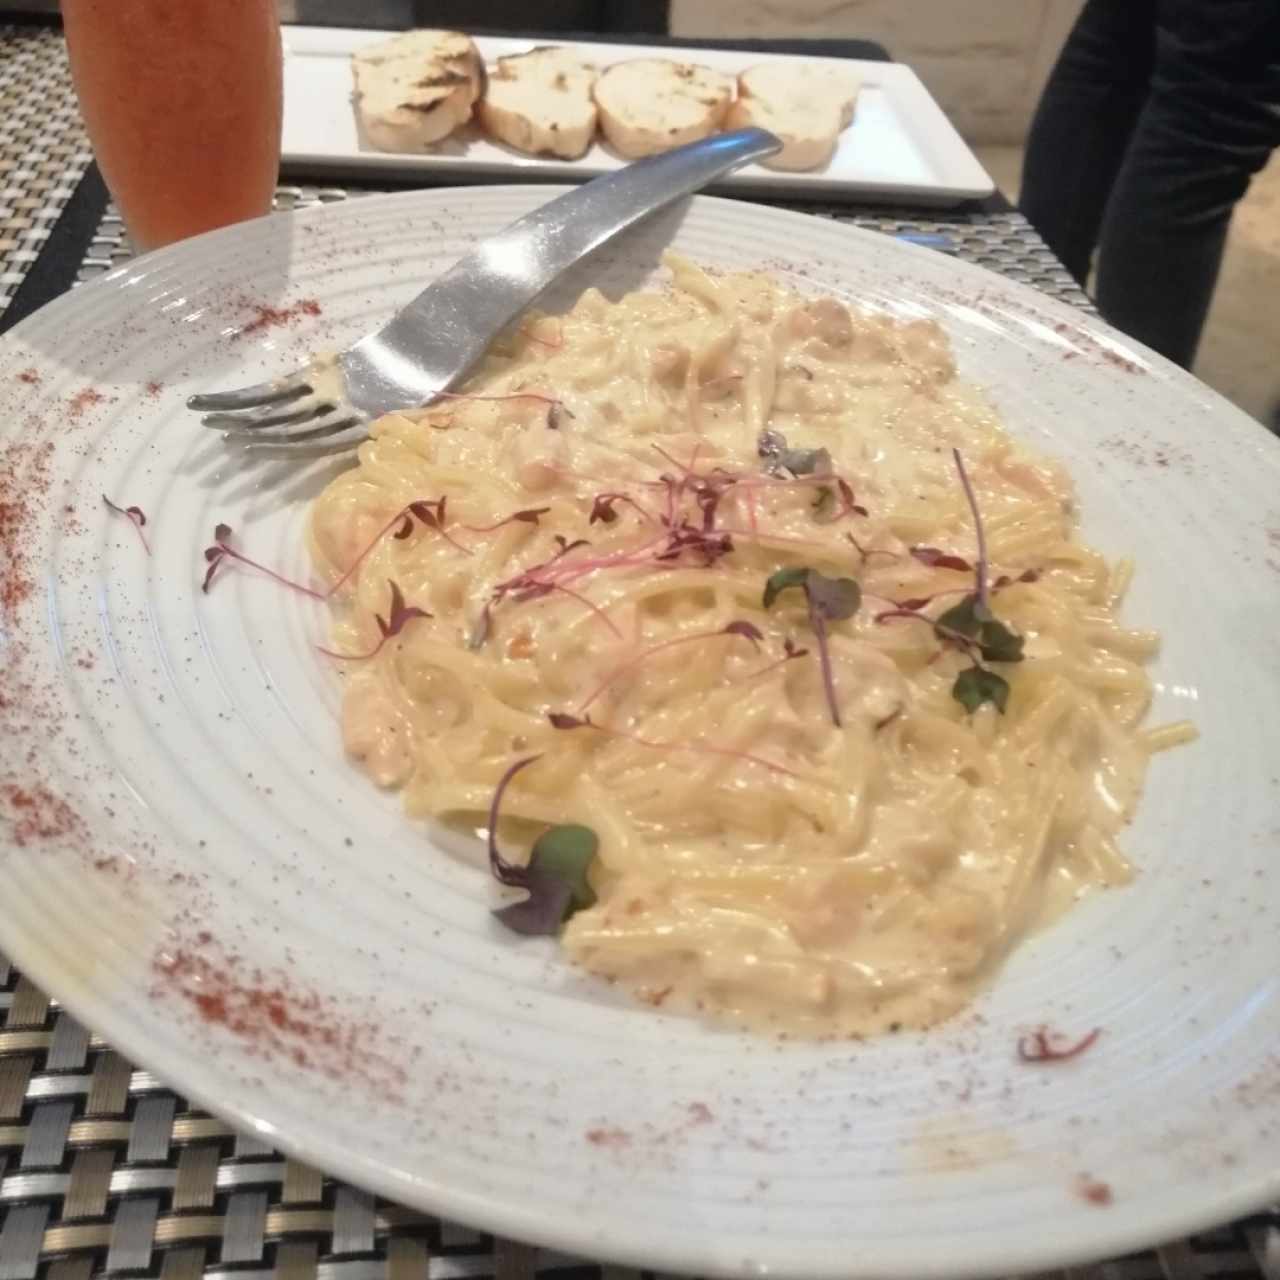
[1017,1026,1101,1063]
[810,608,842,728]
[487,755,541,883]
[594,492,660,525]
[737,650,806,684]
[874,608,928,625]
[874,607,980,657]
[102,495,150,555]
[461,510,547,534]
[435,525,474,556]
[578,626,757,713]
[316,637,388,662]
[549,581,623,638]
[211,538,324,601]
[326,509,410,596]
[952,448,988,607]
[846,531,900,565]
[651,442,697,475]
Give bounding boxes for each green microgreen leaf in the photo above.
[762,566,812,610]
[936,592,984,640]
[952,665,1010,715]
[977,616,1025,663]
[528,824,598,915]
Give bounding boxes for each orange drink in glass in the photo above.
[62,0,283,253]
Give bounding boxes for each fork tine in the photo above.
[229,414,363,446]
[237,422,369,457]
[187,380,312,413]
[201,401,335,433]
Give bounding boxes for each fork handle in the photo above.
[348,128,783,406]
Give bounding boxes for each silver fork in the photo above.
[188,128,782,455]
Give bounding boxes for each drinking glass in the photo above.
[62,0,284,253]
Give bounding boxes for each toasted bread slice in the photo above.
[725,62,861,171]
[352,29,484,152]
[593,58,734,158]
[477,45,599,160]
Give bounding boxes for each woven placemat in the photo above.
[0,25,92,314]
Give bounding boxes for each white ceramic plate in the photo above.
[281,27,995,204]
[1,189,1278,1280]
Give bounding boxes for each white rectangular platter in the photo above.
[280,26,995,205]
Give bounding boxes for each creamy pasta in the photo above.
[308,254,1194,1037]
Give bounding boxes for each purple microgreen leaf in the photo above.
[952,665,1010,714]
[318,580,430,660]
[393,514,415,540]
[548,711,590,730]
[783,636,810,660]
[407,499,439,529]
[589,494,620,524]
[201,554,223,592]
[895,596,934,612]
[813,478,863,525]
[103,494,151,555]
[201,524,234,593]
[374,579,430,642]
[805,572,861,622]
[493,824,598,936]
[910,545,973,573]
[552,535,590,559]
[512,507,549,524]
[721,620,764,648]
[493,872,575,936]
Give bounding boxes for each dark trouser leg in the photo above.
[1019,0,1157,285]
[1092,0,1280,368]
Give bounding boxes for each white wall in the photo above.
[669,0,1086,144]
